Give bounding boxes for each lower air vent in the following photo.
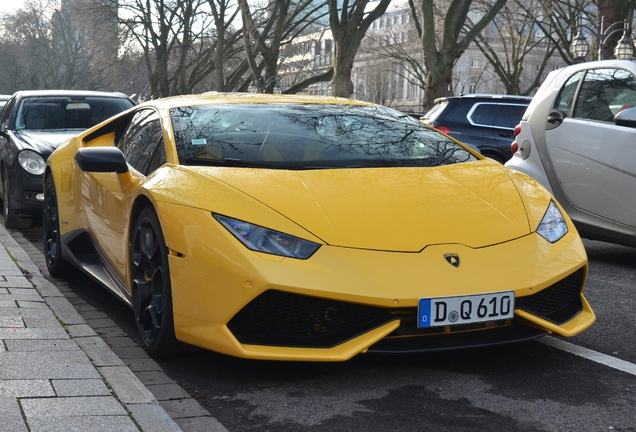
[515,268,585,324]
[228,290,396,348]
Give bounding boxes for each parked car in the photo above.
[421,94,532,163]
[44,93,594,359]
[506,59,636,248]
[0,90,135,228]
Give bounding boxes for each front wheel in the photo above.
[131,206,180,356]
[43,175,72,278]
[2,170,31,229]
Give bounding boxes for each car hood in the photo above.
[13,130,79,155]
[184,160,532,252]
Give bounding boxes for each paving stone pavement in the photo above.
[0,223,228,432]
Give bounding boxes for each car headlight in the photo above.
[18,150,46,175]
[214,214,321,259]
[536,201,568,243]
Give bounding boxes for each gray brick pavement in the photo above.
[0,223,229,432]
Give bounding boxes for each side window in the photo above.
[118,109,166,175]
[469,103,496,126]
[493,104,513,129]
[554,72,583,116]
[600,69,636,115]
[573,68,629,122]
[508,105,527,125]
[0,99,15,131]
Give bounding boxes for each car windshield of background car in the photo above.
[421,100,448,121]
[15,96,134,131]
[171,104,477,169]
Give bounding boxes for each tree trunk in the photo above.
[331,43,355,97]
[596,0,633,60]
[422,54,454,109]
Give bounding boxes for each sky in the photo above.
[0,0,27,14]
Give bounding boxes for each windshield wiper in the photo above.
[184,157,256,167]
[184,157,297,169]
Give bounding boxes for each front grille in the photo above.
[227,290,398,348]
[515,268,585,324]
[229,268,585,349]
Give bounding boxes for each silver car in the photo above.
[506,59,636,247]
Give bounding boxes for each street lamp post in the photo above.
[570,15,634,62]
[248,75,283,94]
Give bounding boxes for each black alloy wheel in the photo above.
[131,206,180,356]
[43,175,71,277]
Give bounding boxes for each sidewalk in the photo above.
[0,224,228,432]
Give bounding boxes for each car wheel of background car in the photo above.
[43,175,72,278]
[131,206,180,356]
[1,170,31,229]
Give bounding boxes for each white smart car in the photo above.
[506,59,636,247]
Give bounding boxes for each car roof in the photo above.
[137,92,380,110]
[433,94,533,103]
[12,90,132,99]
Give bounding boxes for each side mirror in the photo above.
[74,147,128,174]
[614,106,636,128]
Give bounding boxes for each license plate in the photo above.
[418,291,514,328]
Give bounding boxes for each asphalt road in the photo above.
[15,225,636,432]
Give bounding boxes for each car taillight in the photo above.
[511,123,531,160]
[436,125,451,134]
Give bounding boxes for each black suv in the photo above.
[421,94,532,163]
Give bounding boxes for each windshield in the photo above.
[16,96,134,131]
[171,104,476,169]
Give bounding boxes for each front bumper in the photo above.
[6,167,44,217]
[161,204,594,361]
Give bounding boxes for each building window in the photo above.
[471,59,480,69]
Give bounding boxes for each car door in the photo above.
[83,108,167,280]
[493,103,527,152]
[466,102,497,143]
[544,67,636,227]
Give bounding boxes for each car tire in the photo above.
[131,206,180,357]
[43,174,73,278]
[1,170,31,229]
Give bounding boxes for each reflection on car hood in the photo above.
[201,160,532,251]
[13,130,79,155]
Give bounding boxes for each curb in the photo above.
[0,225,228,432]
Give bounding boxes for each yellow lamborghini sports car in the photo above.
[43,93,595,360]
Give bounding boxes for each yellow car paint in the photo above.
[44,93,595,361]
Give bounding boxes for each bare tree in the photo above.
[362,12,426,104]
[237,0,328,93]
[207,0,244,91]
[408,0,508,110]
[117,0,209,97]
[328,0,393,97]
[359,60,398,106]
[0,0,108,91]
[472,0,557,95]
[522,0,594,65]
